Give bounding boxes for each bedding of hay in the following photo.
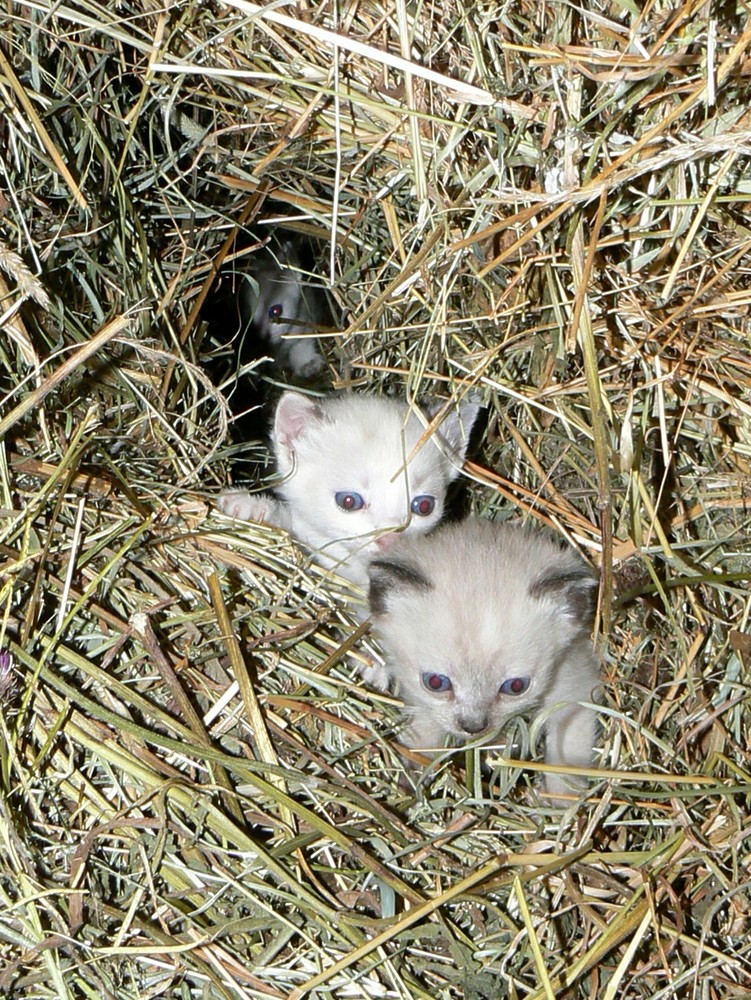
[1,1,750,997]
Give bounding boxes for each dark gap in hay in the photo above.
[198,208,339,471]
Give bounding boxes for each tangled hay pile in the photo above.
[1,1,750,997]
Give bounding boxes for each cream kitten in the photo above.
[218,391,480,588]
[242,240,326,378]
[368,518,600,796]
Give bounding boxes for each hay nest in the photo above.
[1,1,750,997]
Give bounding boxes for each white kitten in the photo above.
[242,240,325,378]
[218,391,480,588]
[367,518,600,796]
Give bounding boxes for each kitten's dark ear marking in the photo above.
[529,564,598,624]
[275,391,323,449]
[368,559,432,616]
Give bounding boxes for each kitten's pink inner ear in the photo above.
[275,392,321,448]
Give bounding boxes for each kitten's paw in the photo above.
[217,489,275,523]
[540,769,588,804]
[297,355,326,380]
[285,339,325,379]
[403,714,446,751]
[360,659,392,692]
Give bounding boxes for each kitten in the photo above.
[218,391,480,588]
[368,518,600,796]
[241,240,326,378]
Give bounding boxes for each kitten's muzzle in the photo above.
[457,713,490,735]
[374,532,400,551]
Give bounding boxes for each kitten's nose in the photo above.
[457,714,489,735]
[374,532,399,551]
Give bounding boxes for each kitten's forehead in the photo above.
[307,404,448,480]
[384,584,523,659]
[374,519,595,660]
[323,402,424,446]
[273,394,473,495]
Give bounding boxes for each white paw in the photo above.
[297,355,326,379]
[217,489,274,522]
[360,659,392,692]
[541,769,588,802]
[284,339,325,378]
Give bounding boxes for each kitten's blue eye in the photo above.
[268,303,283,319]
[335,491,364,511]
[422,672,452,693]
[411,495,435,517]
[500,676,530,696]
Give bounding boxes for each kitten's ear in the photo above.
[428,399,482,470]
[276,238,299,267]
[368,559,432,617]
[529,559,598,627]
[274,391,323,450]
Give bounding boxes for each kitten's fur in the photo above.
[241,240,326,378]
[218,391,480,588]
[368,518,600,796]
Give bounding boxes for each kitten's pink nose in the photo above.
[374,532,399,551]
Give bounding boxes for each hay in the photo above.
[1,0,750,997]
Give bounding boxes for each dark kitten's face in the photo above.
[241,243,325,378]
[246,263,303,342]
